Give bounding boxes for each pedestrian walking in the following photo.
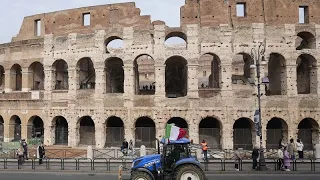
[16,146,24,165]
[233,148,241,171]
[288,138,295,160]
[37,142,45,165]
[296,139,304,161]
[277,146,284,170]
[283,146,291,171]
[21,139,28,160]
[201,140,208,162]
[251,145,259,170]
[121,139,128,156]
[128,140,134,157]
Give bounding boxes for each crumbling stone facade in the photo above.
[0,1,320,151]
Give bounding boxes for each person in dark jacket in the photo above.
[37,142,45,165]
[252,145,259,170]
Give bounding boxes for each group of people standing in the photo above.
[16,139,46,165]
[120,139,134,156]
[277,138,304,171]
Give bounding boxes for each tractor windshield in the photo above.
[162,143,190,171]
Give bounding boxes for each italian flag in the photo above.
[165,124,187,140]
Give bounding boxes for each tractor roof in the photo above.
[161,138,191,144]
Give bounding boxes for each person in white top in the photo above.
[296,139,304,161]
[277,146,284,170]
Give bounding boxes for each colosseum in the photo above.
[0,0,319,153]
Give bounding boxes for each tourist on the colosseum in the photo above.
[296,139,304,161]
[251,145,259,170]
[283,146,291,171]
[288,138,295,160]
[277,146,284,170]
[201,140,208,162]
[37,142,45,165]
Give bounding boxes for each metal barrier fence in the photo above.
[1,157,320,172]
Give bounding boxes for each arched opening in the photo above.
[165,56,188,98]
[0,65,5,91]
[27,116,44,140]
[167,117,188,132]
[53,116,68,145]
[164,32,187,48]
[231,53,254,85]
[297,54,317,94]
[28,62,44,90]
[105,116,124,147]
[10,64,22,91]
[135,117,156,148]
[233,118,254,150]
[296,31,316,50]
[9,115,21,141]
[0,116,3,142]
[105,36,124,54]
[298,118,319,150]
[199,117,221,149]
[134,55,155,95]
[77,57,95,90]
[198,53,221,88]
[268,53,287,96]
[105,57,124,93]
[266,117,288,149]
[78,116,95,145]
[52,60,69,90]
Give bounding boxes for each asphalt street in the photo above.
[1,172,320,180]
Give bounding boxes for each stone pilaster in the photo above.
[154,64,166,97]
[123,64,135,99]
[68,119,77,148]
[220,63,233,97]
[286,64,298,97]
[21,67,31,92]
[222,126,233,149]
[94,66,106,100]
[187,64,199,98]
[95,121,106,149]
[68,67,77,106]
[4,70,11,93]
[44,66,54,101]
[45,124,55,146]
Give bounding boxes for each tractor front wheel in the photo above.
[174,165,205,180]
[131,171,153,180]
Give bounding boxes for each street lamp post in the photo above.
[250,43,268,171]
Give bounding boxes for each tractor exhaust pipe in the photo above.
[155,138,160,154]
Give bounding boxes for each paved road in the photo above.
[1,172,320,180]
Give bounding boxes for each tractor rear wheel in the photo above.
[131,171,153,180]
[174,165,205,180]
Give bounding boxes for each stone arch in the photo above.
[105,116,124,147]
[9,115,21,141]
[297,118,319,150]
[52,59,69,90]
[164,31,187,48]
[297,54,317,94]
[167,117,188,131]
[28,62,44,90]
[199,117,222,149]
[165,56,188,98]
[0,65,5,90]
[0,116,3,142]
[231,53,254,85]
[233,118,254,150]
[105,57,124,93]
[198,53,221,89]
[266,117,288,149]
[76,57,96,90]
[10,64,22,91]
[52,116,68,145]
[296,31,316,50]
[134,54,155,95]
[105,36,123,53]
[27,116,44,139]
[78,116,95,145]
[135,117,156,148]
[268,53,287,96]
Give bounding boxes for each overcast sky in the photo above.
[0,0,185,44]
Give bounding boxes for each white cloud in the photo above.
[0,0,185,43]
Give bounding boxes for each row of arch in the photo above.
[0,115,318,150]
[0,52,317,97]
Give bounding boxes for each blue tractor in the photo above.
[130,138,207,180]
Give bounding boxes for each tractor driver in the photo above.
[166,145,182,169]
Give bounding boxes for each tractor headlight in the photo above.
[132,159,142,168]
